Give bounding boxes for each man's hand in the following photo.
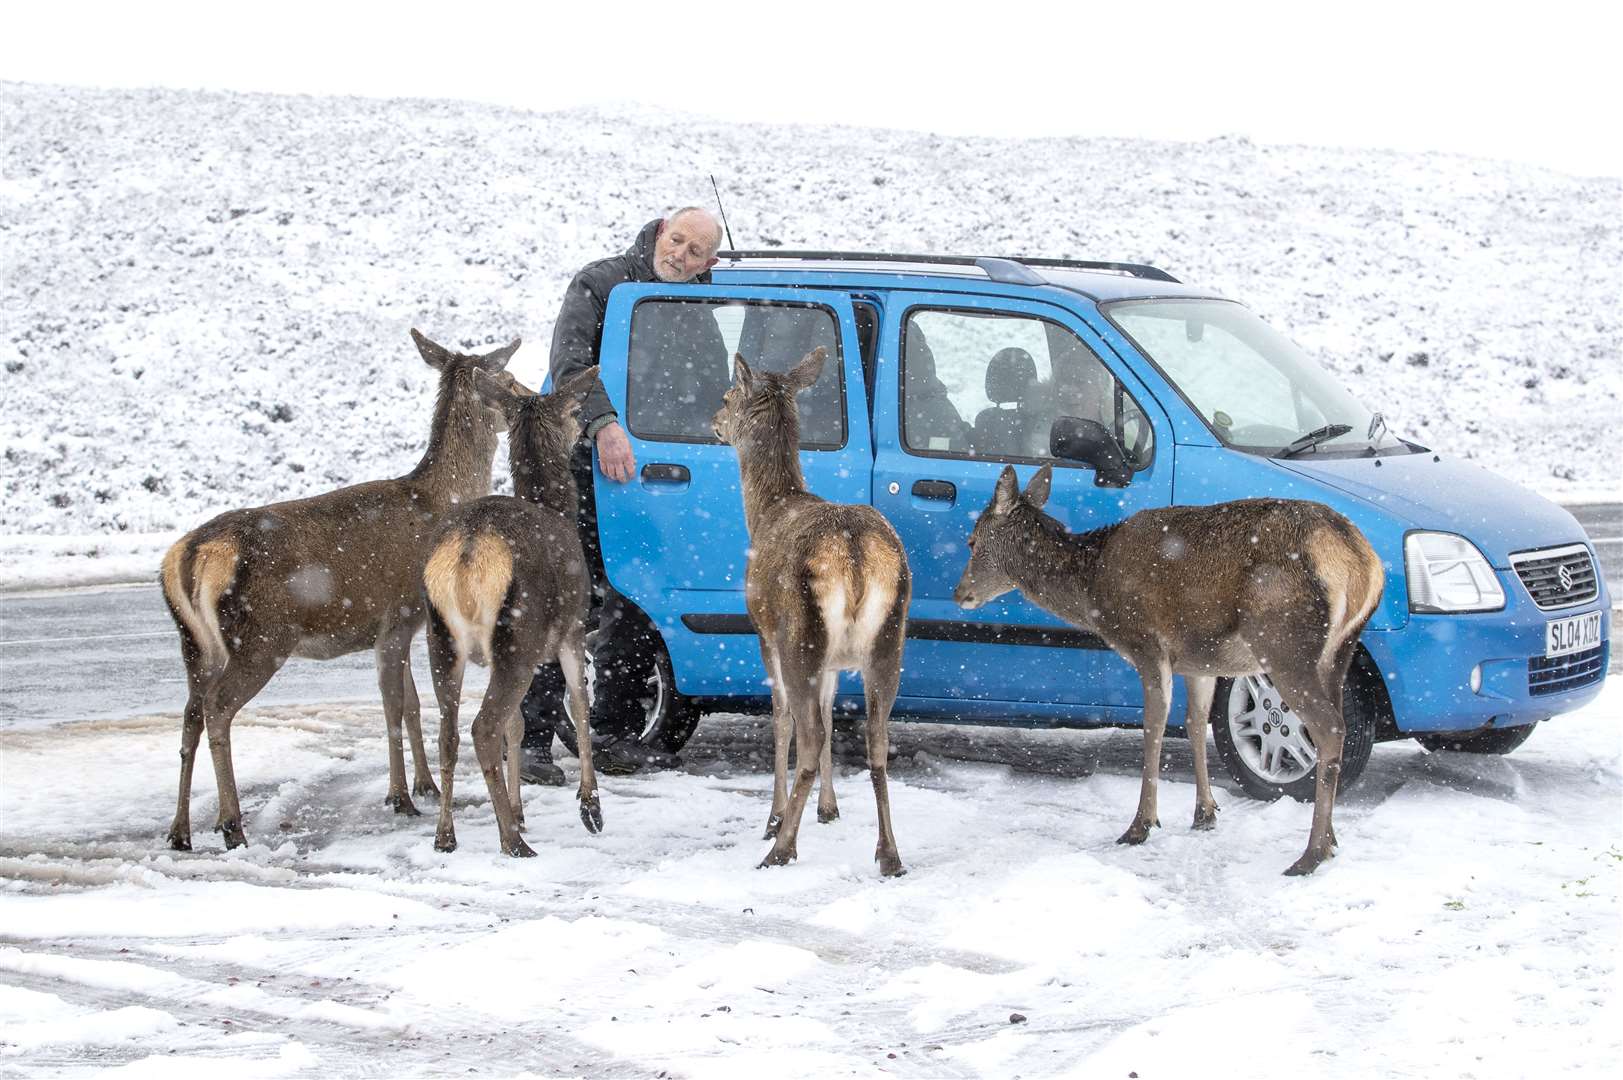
[595,421,637,483]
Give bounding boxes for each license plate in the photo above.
[1546,610,1602,658]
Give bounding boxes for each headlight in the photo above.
[1405,532,1505,612]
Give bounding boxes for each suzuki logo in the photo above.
[1558,564,1574,592]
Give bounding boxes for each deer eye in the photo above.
[966,535,976,551]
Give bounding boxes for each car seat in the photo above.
[973,347,1037,457]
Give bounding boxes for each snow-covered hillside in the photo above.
[2,81,1618,535]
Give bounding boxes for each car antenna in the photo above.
[709,173,736,251]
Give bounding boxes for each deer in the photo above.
[159,329,520,851]
[712,346,910,877]
[421,366,602,857]
[954,465,1384,875]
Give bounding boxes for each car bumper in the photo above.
[1365,581,1611,733]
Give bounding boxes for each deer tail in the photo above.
[161,534,239,672]
[423,531,513,666]
[1310,518,1385,681]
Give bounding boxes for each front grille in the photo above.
[1510,544,1599,610]
[1528,644,1607,697]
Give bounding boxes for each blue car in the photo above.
[557,251,1610,798]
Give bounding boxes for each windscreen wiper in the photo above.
[1276,423,1353,459]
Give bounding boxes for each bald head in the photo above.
[653,208,724,281]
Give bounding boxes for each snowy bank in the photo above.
[2,81,1619,544]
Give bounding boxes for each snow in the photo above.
[2,81,1619,569]
[2,77,1619,1076]
[2,685,1618,1076]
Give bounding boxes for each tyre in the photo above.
[1210,657,1383,802]
[554,619,701,756]
[1415,723,1537,755]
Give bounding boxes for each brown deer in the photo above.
[954,466,1384,875]
[712,347,910,877]
[159,329,519,851]
[421,366,602,857]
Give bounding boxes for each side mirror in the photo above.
[1051,416,1134,488]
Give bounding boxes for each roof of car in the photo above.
[710,251,1225,303]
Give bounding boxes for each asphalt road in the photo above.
[2,503,1616,728]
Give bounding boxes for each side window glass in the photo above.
[902,309,1154,467]
[627,300,845,448]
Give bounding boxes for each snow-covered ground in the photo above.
[2,681,1618,1077]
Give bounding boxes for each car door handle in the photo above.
[641,463,690,484]
[911,479,956,501]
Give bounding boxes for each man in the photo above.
[520,208,726,784]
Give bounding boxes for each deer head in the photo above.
[474,365,600,511]
[711,347,827,447]
[953,464,1054,609]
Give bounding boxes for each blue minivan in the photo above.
[555,252,1610,798]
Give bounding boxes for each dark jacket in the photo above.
[549,218,715,438]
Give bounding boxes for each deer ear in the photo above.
[732,353,754,388]
[478,336,522,372]
[555,365,600,406]
[992,466,1021,516]
[411,328,457,370]
[1024,463,1053,509]
[471,367,527,424]
[786,346,828,393]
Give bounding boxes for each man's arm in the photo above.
[549,271,616,433]
[549,270,637,482]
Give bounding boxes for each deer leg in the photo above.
[401,658,439,802]
[471,665,536,858]
[759,639,789,840]
[1119,660,1171,846]
[816,672,840,824]
[760,666,823,869]
[1185,675,1220,830]
[863,656,905,878]
[169,692,207,851]
[375,639,419,817]
[426,617,464,853]
[1275,671,1346,876]
[561,632,601,835]
[200,647,286,850]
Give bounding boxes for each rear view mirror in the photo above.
[1051,416,1133,488]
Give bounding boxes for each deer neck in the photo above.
[408,377,499,506]
[509,438,577,517]
[1009,511,1112,631]
[736,423,806,538]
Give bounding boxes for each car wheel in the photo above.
[1210,661,1381,802]
[1414,723,1537,755]
[554,628,701,756]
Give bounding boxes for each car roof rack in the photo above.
[715,250,1180,285]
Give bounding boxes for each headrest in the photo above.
[985,347,1036,404]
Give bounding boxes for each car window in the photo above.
[901,308,1153,466]
[627,299,845,448]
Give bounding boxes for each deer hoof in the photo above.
[413,777,441,801]
[1284,846,1334,876]
[434,831,457,853]
[167,827,192,852]
[385,792,421,817]
[758,843,797,869]
[1192,804,1219,831]
[504,837,538,858]
[763,812,784,840]
[817,804,840,825]
[876,849,906,878]
[579,793,603,835]
[220,820,248,850]
[1116,820,1155,846]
